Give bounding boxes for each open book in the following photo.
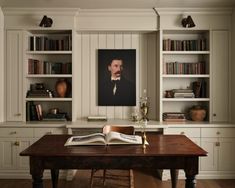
[64,131,143,146]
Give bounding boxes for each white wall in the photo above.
[232,9,235,123]
[0,7,4,122]
[74,32,158,120]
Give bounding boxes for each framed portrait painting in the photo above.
[98,49,136,106]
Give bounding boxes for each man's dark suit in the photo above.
[98,76,136,106]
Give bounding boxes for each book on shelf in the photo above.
[192,80,207,98]
[64,132,144,146]
[29,35,72,51]
[171,89,195,98]
[28,58,72,75]
[163,112,187,121]
[163,38,207,51]
[163,61,206,75]
[26,102,43,121]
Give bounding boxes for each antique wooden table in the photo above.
[20,133,207,188]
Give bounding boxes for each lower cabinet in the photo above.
[163,126,235,179]
[0,127,66,179]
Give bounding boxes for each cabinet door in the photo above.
[211,31,229,122]
[0,138,17,169]
[16,138,34,169]
[218,138,235,171]
[200,137,218,171]
[6,30,23,121]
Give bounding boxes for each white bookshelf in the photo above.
[24,30,73,121]
[160,30,210,122]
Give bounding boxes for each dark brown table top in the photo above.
[20,133,207,157]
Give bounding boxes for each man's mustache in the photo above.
[114,71,121,74]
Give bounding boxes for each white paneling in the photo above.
[75,32,157,120]
[232,10,235,123]
[0,7,3,122]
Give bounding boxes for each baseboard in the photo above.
[162,170,235,181]
[0,170,67,179]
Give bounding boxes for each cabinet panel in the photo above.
[201,128,235,138]
[17,138,34,169]
[218,138,235,171]
[0,138,17,169]
[201,137,218,171]
[6,30,23,121]
[0,128,34,138]
[164,128,200,137]
[211,31,229,122]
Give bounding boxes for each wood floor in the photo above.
[0,170,234,188]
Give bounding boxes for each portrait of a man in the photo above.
[98,49,136,106]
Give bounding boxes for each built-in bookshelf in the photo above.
[160,30,210,122]
[24,30,73,122]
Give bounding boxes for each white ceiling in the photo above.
[0,0,235,9]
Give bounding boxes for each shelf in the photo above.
[26,51,72,54]
[26,74,72,78]
[26,98,72,101]
[162,74,210,78]
[162,98,210,102]
[162,51,210,55]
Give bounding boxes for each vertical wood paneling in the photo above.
[81,34,90,117]
[123,34,134,119]
[114,34,124,119]
[76,32,157,120]
[90,34,99,115]
[106,34,115,119]
[98,34,107,116]
[75,34,82,120]
[147,34,157,120]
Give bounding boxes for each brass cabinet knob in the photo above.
[14,141,20,146]
[215,142,220,147]
[216,131,220,135]
[15,113,21,116]
[180,132,185,135]
[213,113,217,117]
[10,131,17,135]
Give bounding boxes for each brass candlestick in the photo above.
[142,120,148,149]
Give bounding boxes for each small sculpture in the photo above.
[55,79,71,98]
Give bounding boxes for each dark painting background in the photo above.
[98,49,136,106]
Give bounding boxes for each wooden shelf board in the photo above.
[26,74,72,78]
[162,98,210,102]
[162,74,210,78]
[162,51,210,55]
[26,51,72,54]
[25,98,72,101]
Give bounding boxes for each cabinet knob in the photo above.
[14,141,20,146]
[15,113,21,116]
[215,142,220,147]
[213,113,217,117]
[180,132,185,135]
[216,131,220,135]
[10,131,17,135]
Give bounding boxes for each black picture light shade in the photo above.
[182,15,196,28]
[39,15,53,27]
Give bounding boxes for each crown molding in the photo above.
[2,8,79,16]
[77,9,157,17]
[155,7,233,15]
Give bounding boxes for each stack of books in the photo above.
[26,102,43,121]
[172,89,195,98]
[163,112,187,122]
[43,113,68,121]
[27,89,52,98]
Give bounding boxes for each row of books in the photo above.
[28,59,72,74]
[163,112,186,122]
[163,39,207,51]
[29,35,72,51]
[26,102,68,121]
[163,61,206,74]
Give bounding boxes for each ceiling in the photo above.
[0,0,235,9]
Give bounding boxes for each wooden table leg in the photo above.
[30,157,44,188]
[170,169,179,188]
[185,174,196,188]
[51,169,59,188]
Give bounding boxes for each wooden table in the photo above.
[20,133,207,188]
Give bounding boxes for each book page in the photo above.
[106,131,143,145]
[64,133,106,146]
